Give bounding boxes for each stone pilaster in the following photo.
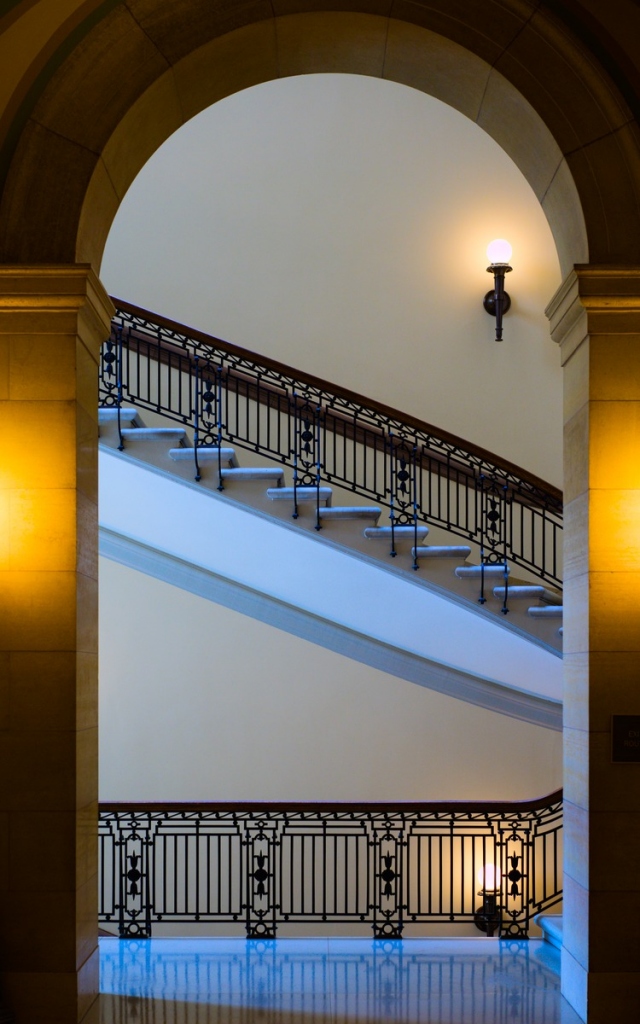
[0,267,113,1022]
[547,266,640,1022]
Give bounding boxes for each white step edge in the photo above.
[493,584,562,604]
[221,467,285,482]
[412,545,472,559]
[169,447,237,466]
[455,565,509,579]
[528,605,563,618]
[267,486,332,504]
[98,407,140,424]
[121,427,187,442]
[364,526,429,540]
[493,585,545,599]
[319,506,382,521]
[534,913,563,950]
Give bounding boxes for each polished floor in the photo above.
[98,936,583,1023]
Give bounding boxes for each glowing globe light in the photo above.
[477,864,501,891]
[486,239,513,265]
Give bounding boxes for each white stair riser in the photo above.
[456,565,509,579]
[493,585,562,605]
[221,468,284,482]
[364,526,429,541]
[413,546,471,559]
[493,585,545,599]
[121,427,187,442]
[98,407,139,425]
[319,507,382,521]
[169,447,237,465]
[267,487,332,504]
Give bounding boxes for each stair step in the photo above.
[528,605,563,618]
[98,406,140,425]
[455,564,509,579]
[364,525,429,541]
[169,447,237,466]
[267,486,332,505]
[493,584,545,600]
[221,467,285,482]
[412,545,471,559]
[493,585,562,604]
[121,427,187,443]
[534,914,563,951]
[319,506,381,522]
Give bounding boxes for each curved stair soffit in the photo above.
[99,446,563,732]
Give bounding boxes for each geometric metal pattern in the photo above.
[99,793,563,939]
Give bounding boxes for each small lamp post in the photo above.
[474,862,502,936]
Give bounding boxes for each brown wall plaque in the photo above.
[612,716,640,763]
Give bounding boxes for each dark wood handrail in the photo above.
[100,789,562,816]
[112,296,563,506]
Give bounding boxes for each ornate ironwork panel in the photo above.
[371,814,405,938]
[98,811,154,938]
[244,816,279,938]
[99,794,562,939]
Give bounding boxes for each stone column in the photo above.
[0,267,113,1023]
[547,266,640,1022]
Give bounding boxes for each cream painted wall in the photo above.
[99,557,562,802]
[101,73,563,486]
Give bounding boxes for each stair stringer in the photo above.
[99,447,562,730]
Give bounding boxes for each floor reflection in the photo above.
[99,936,582,1023]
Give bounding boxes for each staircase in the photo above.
[98,404,563,654]
[535,913,563,949]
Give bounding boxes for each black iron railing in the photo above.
[100,300,563,594]
[98,792,562,940]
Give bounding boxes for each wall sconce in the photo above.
[483,239,512,342]
[474,863,501,936]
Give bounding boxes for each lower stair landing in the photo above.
[535,914,563,951]
[97,934,579,1024]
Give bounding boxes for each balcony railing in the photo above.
[100,301,563,598]
[98,792,562,940]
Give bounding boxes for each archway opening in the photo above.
[97,71,564,813]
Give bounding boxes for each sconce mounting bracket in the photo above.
[483,290,512,316]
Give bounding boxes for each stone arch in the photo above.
[0,1,638,276]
